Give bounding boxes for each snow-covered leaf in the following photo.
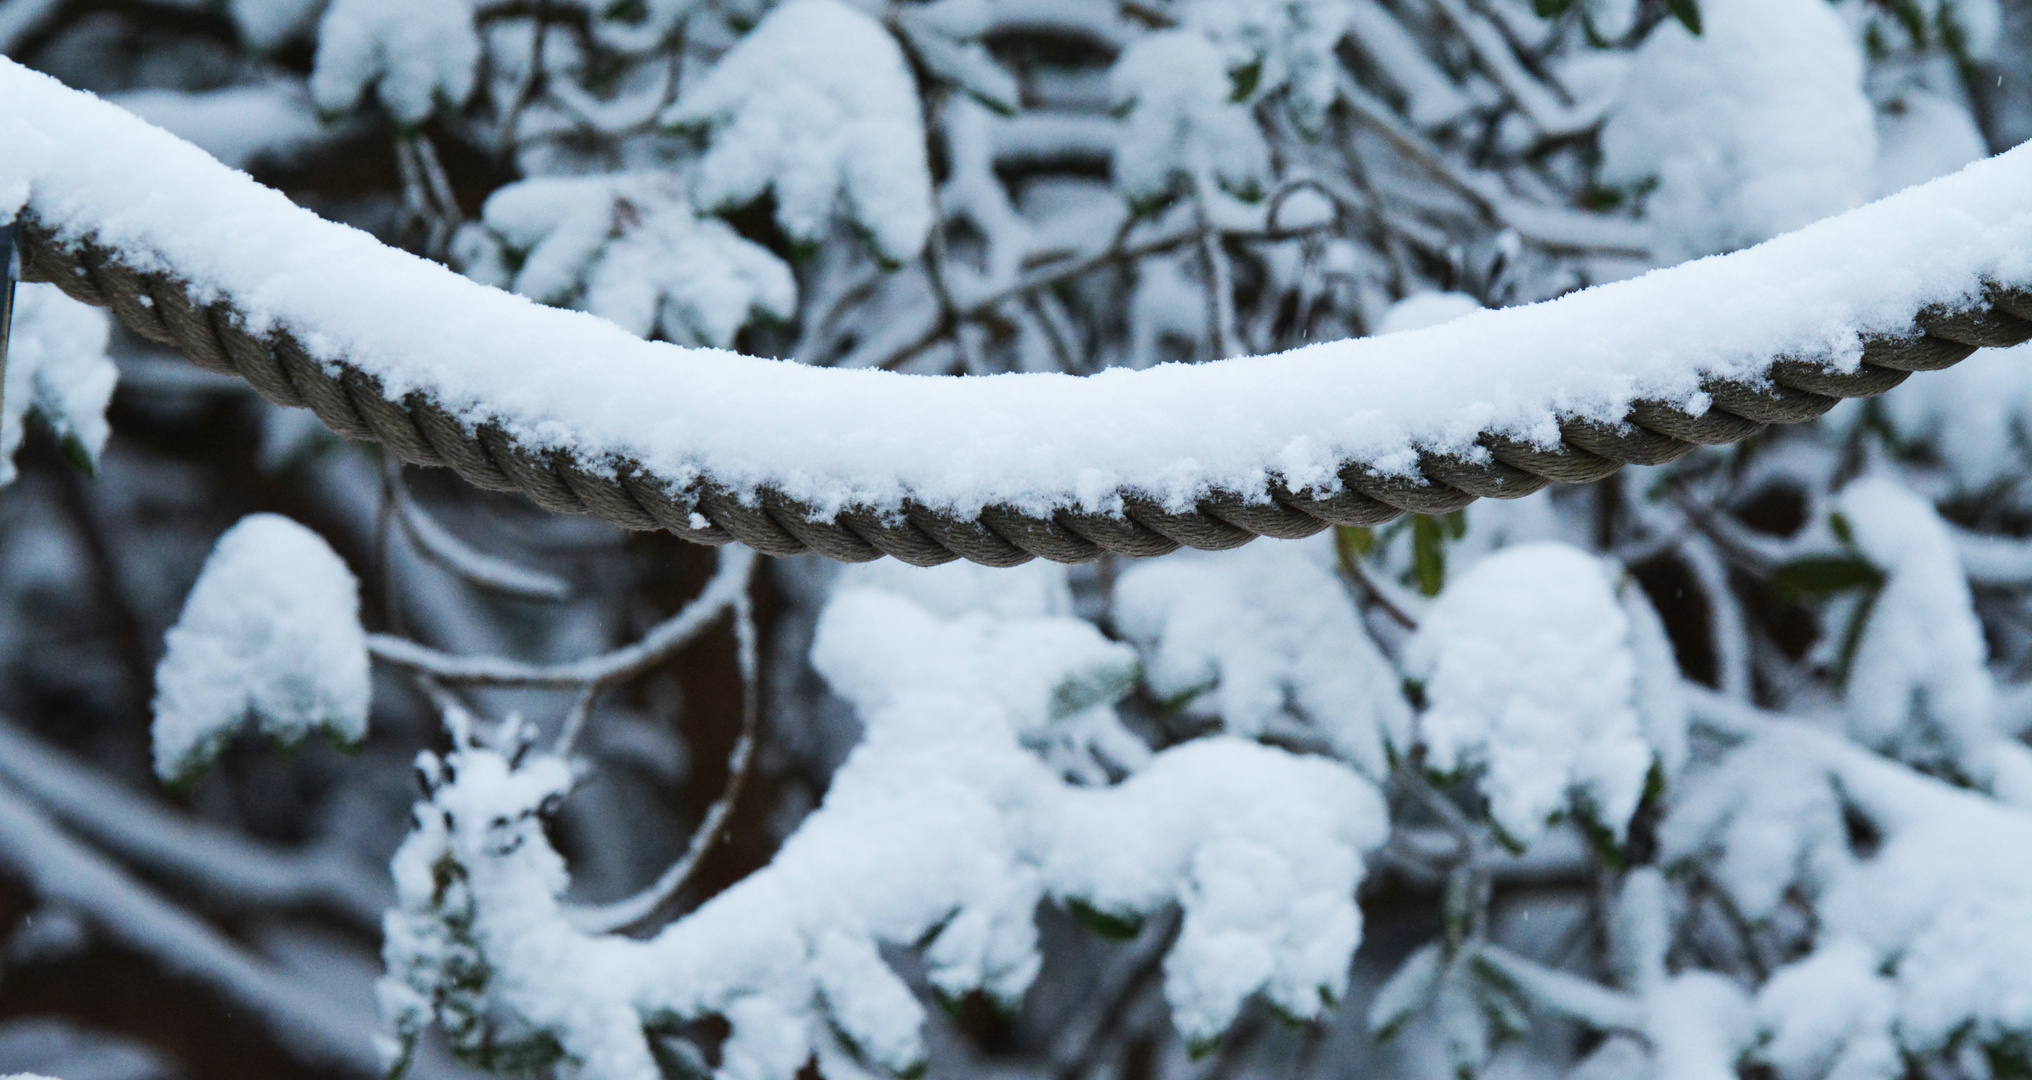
[151,514,370,785]
[1,283,115,487]
[1676,725,2032,1072]
[1836,477,1994,770]
[1600,0,1875,258]
[892,0,1019,115]
[664,0,935,262]
[310,0,478,125]
[1180,0,1353,131]
[464,173,796,347]
[1405,542,1668,847]
[378,564,1386,1079]
[1113,535,1410,778]
[1108,29,1271,207]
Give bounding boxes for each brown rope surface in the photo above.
[23,217,2032,567]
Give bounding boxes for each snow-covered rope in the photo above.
[9,59,2032,567]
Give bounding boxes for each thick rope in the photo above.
[21,219,2032,567]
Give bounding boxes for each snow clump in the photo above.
[1114,536,1411,779]
[1836,477,1994,767]
[1405,542,1683,846]
[1110,29,1271,206]
[664,0,935,263]
[1,283,116,488]
[151,514,370,785]
[378,559,1388,1080]
[310,0,478,124]
[461,173,796,348]
[1601,0,1876,258]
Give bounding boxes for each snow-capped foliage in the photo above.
[24,0,2032,1078]
[1109,30,1271,206]
[0,283,114,487]
[1601,0,1876,258]
[890,0,1019,115]
[1179,0,1353,130]
[310,0,477,124]
[1405,543,1682,846]
[1668,724,2032,1077]
[1835,478,1995,769]
[1113,536,1410,779]
[1847,0,2002,62]
[664,0,934,262]
[1873,89,1988,199]
[150,514,370,785]
[380,569,1387,1080]
[461,174,796,347]
[1374,292,1481,336]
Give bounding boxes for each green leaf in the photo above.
[1227,60,1263,103]
[1411,515,1448,597]
[1769,556,1884,603]
[1834,585,1885,693]
[1067,899,1144,941]
[1829,511,1856,546]
[1666,0,1701,35]
[1336,524,1376,566]
[57,432,97,477]
[1533,0,1575,16]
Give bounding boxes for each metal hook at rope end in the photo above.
[0,219,16,420]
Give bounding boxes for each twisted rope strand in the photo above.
[21,220,2032,567]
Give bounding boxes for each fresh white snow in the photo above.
[151,513,370,784]
[6,54,2032,520]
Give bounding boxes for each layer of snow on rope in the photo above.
[1405,542,1678,846]
[151,513,370,784]
[6,59,2032,518]
[379,567,1388,1080]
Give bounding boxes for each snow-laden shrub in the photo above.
[379,568,1387,1079]
[13,1,2032,1079]
[663,0,934,263]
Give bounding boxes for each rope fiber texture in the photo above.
[22,218,2032,567]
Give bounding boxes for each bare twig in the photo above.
[0,774,385,1075]
[387,457,573,602]
[1054,908,1184,1080]
[0,716,387,928]
[1193,183,1243,360]
[566,587,760,933]
[367,546,754,688]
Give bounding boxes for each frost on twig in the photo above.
[151,514,370,785]
[388,462,571,603]
[379,562,1387,1080]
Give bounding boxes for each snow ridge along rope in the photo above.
[19,219,2032,567]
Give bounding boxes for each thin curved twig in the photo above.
[366,546,754,687]
[565,585,760,934]
[387,455,573,602]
